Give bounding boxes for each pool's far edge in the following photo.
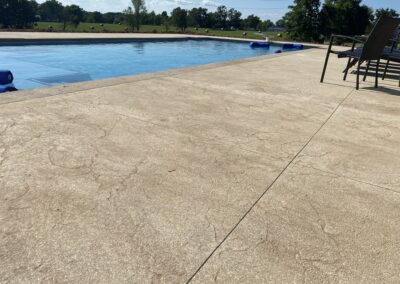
[0,33,321,48]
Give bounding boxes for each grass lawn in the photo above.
[31,22,287,41]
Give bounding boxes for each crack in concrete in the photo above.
[0,120,16,136]
[299,163,400,195]
[204,209,218,244]
[6,184,31,203]
[47,146,96,172]
[186,87,355,283]
[0,120,17,169]
[305,195,339,244]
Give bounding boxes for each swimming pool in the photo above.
[0,39,301,90]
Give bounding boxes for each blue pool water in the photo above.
[0,40,298,90]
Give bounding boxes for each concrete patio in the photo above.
[0,34,399,283]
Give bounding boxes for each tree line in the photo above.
[281,0,398,42]
[123,0,275,32]
[0,0,273,31]
[0,0,123,29]
[0,0,398,42]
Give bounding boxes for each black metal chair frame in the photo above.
[320,17,400,90]
[382,34,400,86]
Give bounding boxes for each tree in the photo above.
[130,0,146,31]
[0,0,38,28]
[284,0,321,41]
[18,0,37,28]
[262,20,274,31]
[227,8,242,29]
[214,5,228,28]
[38,0,64,22]
[171,7,187,32]
[375,8,399,20]
[103,12,124,24]
[87,11,103,23]
[124,7,135,30]
[63,5,84,29]
[320,0,373,39]
[161,11,170,31]
[188,7,209,28]
[243,15,261,30]
[275,18,286,27]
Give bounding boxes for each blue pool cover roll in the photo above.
[249,42,271,48]
[0,83,17,93]
[0,70,14,85]
[282,43,304,50]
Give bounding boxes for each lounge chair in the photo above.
[320,17,400,90]
[382,31,400,86]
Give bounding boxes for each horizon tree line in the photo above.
[0,0,398,42]
[281,0,398,42]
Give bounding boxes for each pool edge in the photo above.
[0,48,316,106]
[0,34,323,47]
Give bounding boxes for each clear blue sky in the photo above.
[38,0,400,22]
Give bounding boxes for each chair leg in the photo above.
[343,57,352,81]
[321,37,334,83]
[363,61,371,81]
[375,59,380,88]
[382,59,390,80]
[356,61,361,90]
[321,51,331,83]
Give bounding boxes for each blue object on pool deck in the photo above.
[282,43,304,50]
[250,42,271,48]
[0,70,14,84]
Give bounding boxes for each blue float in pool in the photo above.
[0,70,17,93]
[282,43,304,50]
[249,42,270,48]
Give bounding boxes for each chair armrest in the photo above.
[331,34,365,43]
[354,35,368,41]
[327,34,364,54]
[388,35,400,52]
[389,38,400,44]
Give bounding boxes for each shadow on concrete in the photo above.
[363,86,400,96]
[321,80,399,95]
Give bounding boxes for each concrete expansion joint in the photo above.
[186,88,355,283]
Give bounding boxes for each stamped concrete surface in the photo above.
[191,165,400,283]
[0,37,399,283]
